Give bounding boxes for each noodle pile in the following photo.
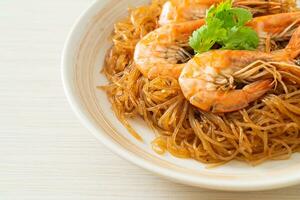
[102,0,300,165]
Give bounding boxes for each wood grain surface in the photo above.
[1,0,300,199]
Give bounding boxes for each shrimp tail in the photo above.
[285,26,300,59]
[213,79,273,113]
[189,79,273,113]
[243,79,274,103]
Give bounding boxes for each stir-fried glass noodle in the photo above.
[101,0,300,165]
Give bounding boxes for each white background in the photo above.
[1,0,300,199]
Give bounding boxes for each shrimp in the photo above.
[248,12,300,38]
[159,0,297,26]
[248,11,300,51]
[134,19,205,79]
[135,12,300,79]
[159,0,220,26]
[285,23,300,59]
[179,26,300,113]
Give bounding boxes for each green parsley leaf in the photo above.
[229,8,253,26]
[207,0,232,20]
[189,18,227,53]
[221,26,259,50]
[189,0,258,53]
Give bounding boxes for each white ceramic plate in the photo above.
[62,0,300,191]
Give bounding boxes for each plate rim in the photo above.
[61,0,300,191]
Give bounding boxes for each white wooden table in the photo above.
[1,0,300,199]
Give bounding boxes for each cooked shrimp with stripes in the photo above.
[179,26,300,112]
